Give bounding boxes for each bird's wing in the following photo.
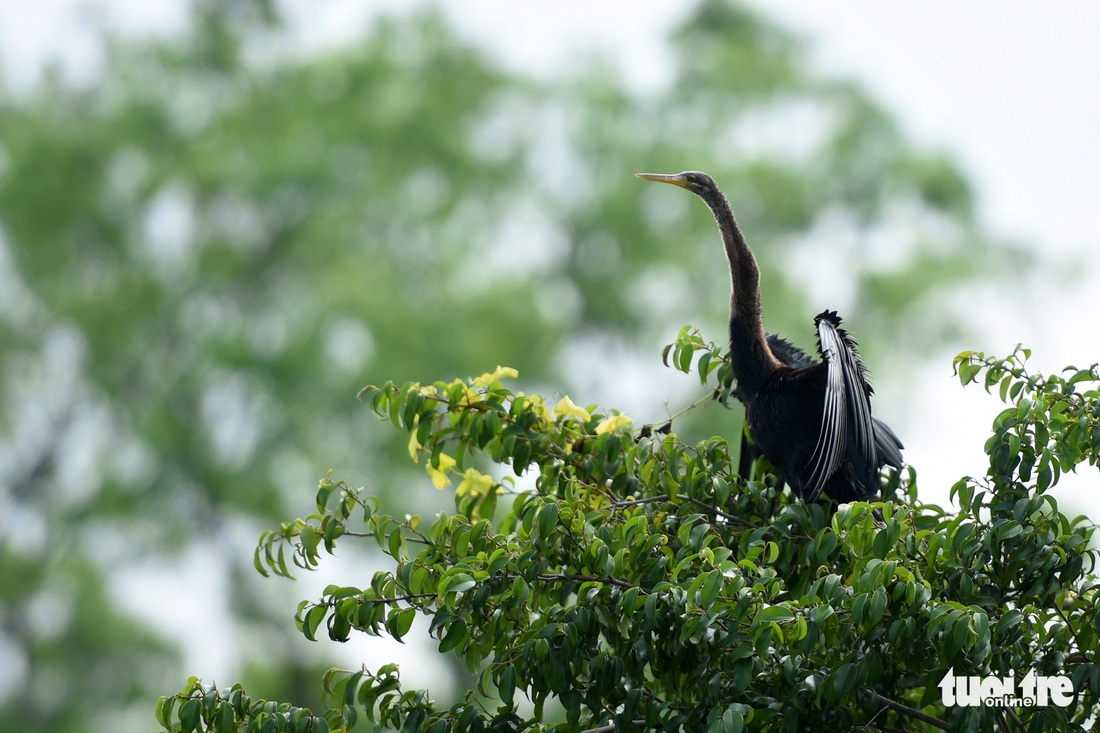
[802,317,847,501]
[873,417,904,469]
[820,311,878,477]
[803,311,877,501]
[765,333,814,369]
[737,421,787,491]
[737,421,760,481]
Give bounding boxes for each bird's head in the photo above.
[635,170,719,196]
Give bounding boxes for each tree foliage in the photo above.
[159,333,1098,732]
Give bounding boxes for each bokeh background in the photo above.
[2,1,1098,731]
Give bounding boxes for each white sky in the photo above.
[4,0,1100,686]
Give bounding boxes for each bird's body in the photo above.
[637,170,902,504]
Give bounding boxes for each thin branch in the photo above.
[609,494,670,509]
[343,530,432,545]
[1053,600,1089,661]
[863,698,889,729]
[536,573,649,595]
[350,591,437,606]
[683,495,758,528]
[581,721,648,733]
[872,692,951,732]
[662,387,732,425]
[997,707,1027,733]
[1004,706,1026,733]
[608,492,751,526]
[610,490,819,543]
[687,495,818,542]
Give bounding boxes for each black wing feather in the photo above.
[872,417,904,469]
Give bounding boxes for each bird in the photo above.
[636,170,903,505]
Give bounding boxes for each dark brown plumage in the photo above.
[636,170,903,504]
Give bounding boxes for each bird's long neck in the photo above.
[701,188,781,399]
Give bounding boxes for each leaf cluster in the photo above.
[160,337,1099,732]
[155,678,340,733]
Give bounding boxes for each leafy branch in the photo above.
[158,342,1099,732]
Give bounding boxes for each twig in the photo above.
[609,494,670,509]
[1004,705,1025,733]
[581,721,648,733]
[683,495,757,528]
[873,692,951,731]
[1053,601,1089,662]
[344,530,432,545]
[537,573,649,594]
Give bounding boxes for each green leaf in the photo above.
[214,700,235,733]
[755,605,794,624]
[867,588,888,626]
[958,360,981,386]
[179,698,201,733]
[708,706,744,733]
[155,696,176,730]
[442,573,476,595]
[813,530,838,564]
[697,350,713,385]
[676,339,694,373]
[997,609,1025,636]
[388,527,404,559]
[390,608,416,641]
[254,536,271,578]
[497,664,516,706]
[308,604,332,642]
[537,502,559,538]
[701,571,724,608]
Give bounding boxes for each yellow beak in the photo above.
[635,172,691,188]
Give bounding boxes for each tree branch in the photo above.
[537,573,649,594]
[683,495,758,528]
[872,692,951,732]
[1004,705,1026,733]
[1053,601,1089,661]
[581,721,647,733]
[609,494,670,509]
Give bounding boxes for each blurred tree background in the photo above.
[0,0,1008,731]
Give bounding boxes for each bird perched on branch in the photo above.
[636,170,903,505]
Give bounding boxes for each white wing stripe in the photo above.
[804,321,846,501]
